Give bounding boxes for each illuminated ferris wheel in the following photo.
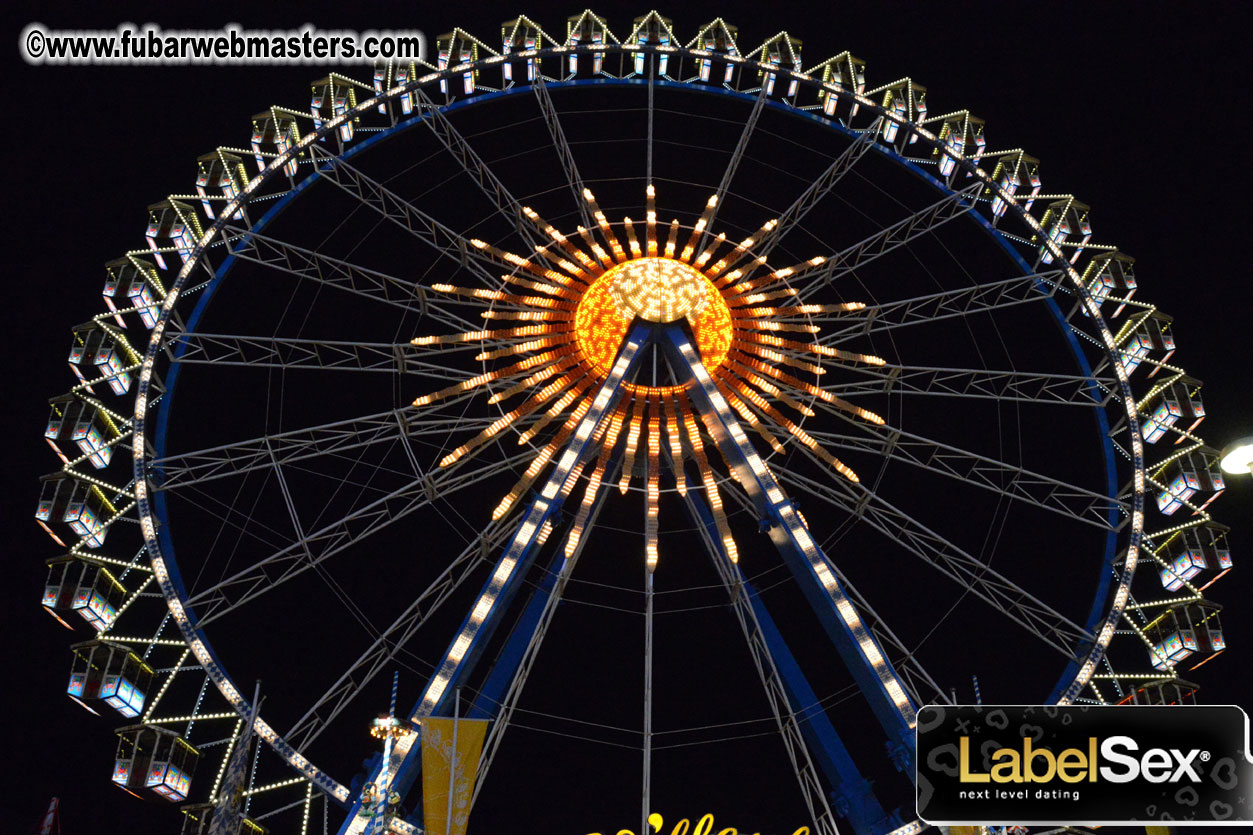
[38,11,1234,835]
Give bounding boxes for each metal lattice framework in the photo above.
[37,11,1232,835]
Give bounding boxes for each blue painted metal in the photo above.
[342,324,651,830]
[657,323,917,778]
[683,482,901,835]
[141,66,1122,816]
[465,464,617,724]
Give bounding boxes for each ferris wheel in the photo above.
[38,11,1234,835]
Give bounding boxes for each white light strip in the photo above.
[346,332,645,832]
[677,336,918,729]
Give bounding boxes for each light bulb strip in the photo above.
[430,283,576,311]
[681,195,718,262]
[499,272,581,301]
[709,219,777,283]
[477,333,571,362]
[729,288,799,306]
[583,189,625,262]
[714,379,787,454]
[619,393,648,493]
[469,238,579,285]
[694,232,726,268]
[730,349,885,426]
[564,402,628,558]
[725,358,815,417]
[478,310,570,324]
[412,324,553,347]
[680,393,738,563]
[646,398,662,571]
[438,372,580,467]
[487,353,583,404]
[740,331,886,366]
[622,216,642,258]
[736,340,825,376]
[414,347,572,407]
[645,185,658,256]
[576,226,614,268]
[523,206,598,273]
[518,376,595,444]
[726,255,827,296]
[493,397,598,520]
[664,220,680,259]
[663,394,687,496]
[727,379,859,482]
[735,317,819,334]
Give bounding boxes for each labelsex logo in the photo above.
[959,736,1207,784]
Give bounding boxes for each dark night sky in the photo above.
[4,2,1251,834]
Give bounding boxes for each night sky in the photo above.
[4,2,1251,834]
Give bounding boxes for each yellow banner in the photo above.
[421,717,489,835]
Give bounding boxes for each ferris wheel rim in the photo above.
[115,39,1151,815]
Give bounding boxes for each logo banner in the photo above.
[420,717,489,835]
[917,704,1253,826]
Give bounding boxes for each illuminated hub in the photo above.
[608,257,708,323]
[409,186,886,568]
[575,256,732,383]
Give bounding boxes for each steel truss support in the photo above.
[753,124,880,261]
[794,182,982,302]
[532,76,596,229]
[699,85,769,252]
[338,324,651,835]
[683,485,900,835]
[220,227,436,320]
[801,411,1127,530]
[658,325,918,775]
[773,462,1095,658]
[819,363,1110,407]
[184,446,537,627]
[412,88,549,253]
[151,407,521,492]
[167,334,421,375]
[818,271,1067,344]
[307,144,505,290]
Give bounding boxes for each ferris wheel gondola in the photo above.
[36,10,1233,835]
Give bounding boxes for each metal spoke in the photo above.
[819,363,1114,407]
[220,226,480,332]
[699,85,769,251]
[152,406,527,491]
[753,123,880,260]
[646,57,655,184]
[818,270,1067,344]
[793,182,982,302]
[168,334,423,375]
[684,488,839,835]
[308,144,504,289]
[286,521,513,751]
[821,559,950,709]
[185,449,536,627]
[533,76,595,229]
[774,464,1095,657]
[804,405,1127,529]
[413,88,548,253]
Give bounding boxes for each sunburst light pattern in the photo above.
[411,187,886,570]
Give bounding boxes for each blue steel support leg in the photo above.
[657,323,917,779]
[684,484,901,835]
[339,325,651,835]
[465,455,618,722]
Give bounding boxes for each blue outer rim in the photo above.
[151,76,1120,781]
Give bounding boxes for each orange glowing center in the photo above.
[574,257,733,385]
